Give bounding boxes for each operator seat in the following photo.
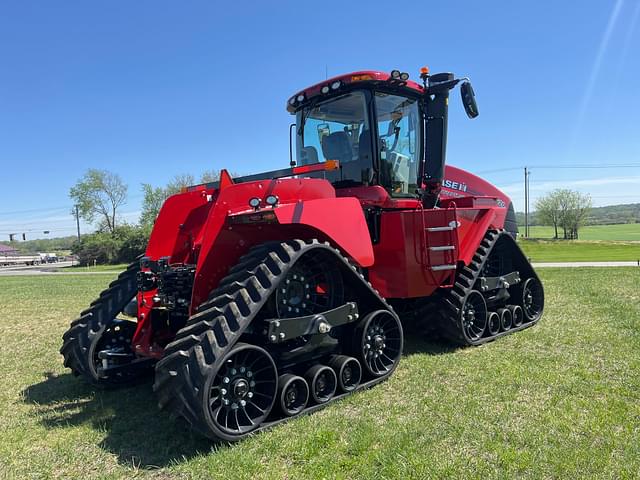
[299,146,319,166]
[321,132,353,165]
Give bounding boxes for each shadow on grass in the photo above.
[22,334,456,468]
[22,372,214,468]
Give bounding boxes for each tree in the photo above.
[535,189,591,240]
[70,169,127,234]
[559,190,591,239]
[200,169,220,183]
[139,183,168,228]
[166,173,196,196]
[535,193,562,238]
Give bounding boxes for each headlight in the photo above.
[296,94,305,102]
[400,72,409,81]
[330,80,341,90]
[321,85,330,94]
[289,97,297,106]
[248,197,261,209]
[390,70,401,79]
[265,195,278,206]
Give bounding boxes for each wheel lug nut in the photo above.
[250,381,255,387]
[247,371,253,377]
[247,392,253,398]
[223,399,229,405]
[223,377,230,384]
[231,368,237,375]
[221,388,227,395]
[240,367,246,373]
[240,400,246,407]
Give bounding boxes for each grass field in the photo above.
[1,270,639,479]
[63,263,129,272]
[518,239,640,262]
[525,223,640,241]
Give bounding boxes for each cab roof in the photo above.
[286,70,425,113]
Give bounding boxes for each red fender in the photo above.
[274,197,374,267]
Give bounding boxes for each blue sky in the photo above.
[1,0,639,239]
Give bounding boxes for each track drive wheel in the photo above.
[356,310,403,378]
[205,343,278,440]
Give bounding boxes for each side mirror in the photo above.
[460,81,479,119]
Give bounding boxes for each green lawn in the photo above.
[525,223,640,241]
[1,270,639,479]
[518,239,640,262]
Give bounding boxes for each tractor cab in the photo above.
[288,69,478,206]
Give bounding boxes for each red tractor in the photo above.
[61,67,544,441]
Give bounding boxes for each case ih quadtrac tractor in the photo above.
[61,67,544,441]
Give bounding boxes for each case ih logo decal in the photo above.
[443,179,467,192]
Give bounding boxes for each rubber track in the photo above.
[60,259,140,385]
[153,239,397,440]
[437,229,541,345]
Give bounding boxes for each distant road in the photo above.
[0,261,120,276]
[1,260,638,277]
[533,261,639,268]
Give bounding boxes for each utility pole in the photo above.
[524,167,528,238]
[75,205,81,241]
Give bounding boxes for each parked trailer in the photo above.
[0,255,41,266]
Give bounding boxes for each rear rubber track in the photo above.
[153,239,399,441]
[60,259,141,386]
[438,229,542,345]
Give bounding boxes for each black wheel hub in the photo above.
[461,291,487,341]
[275,252,344,319]
[521,277,544,321]
[208,345,277,435]
[359,311,402,377]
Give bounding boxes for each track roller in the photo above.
[498,308,512,331]
[278,374,309,417]
[305,365,337,404]
[356,310,403,378]
[328,355,362,392]
[508,304,524,327]
[487,311,501,336]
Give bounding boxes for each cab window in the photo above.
[296,91,373,186]
[375,93,420,196]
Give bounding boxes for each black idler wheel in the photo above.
[205,343,278,438]
[520,277,544,322]
[498,308,512,331]
[328,355,362,392]
[356,310,403,378]
[277,374,309,417]
[305,365,337,404]
[459,290,488,342]
[487,311,501,336]
[508,304,524,327]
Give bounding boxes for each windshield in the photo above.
[375,93,420,196]
[296,91,373,185]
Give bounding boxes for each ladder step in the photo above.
[431,264,457,271]
[426,226,455,232]
[429,245,455,252]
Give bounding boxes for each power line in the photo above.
[476,163,640,175]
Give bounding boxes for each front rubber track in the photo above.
[153,239,396,442]
[60,259,141,386]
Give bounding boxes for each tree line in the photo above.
[534,189,592,239]
[69,168,224,265]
